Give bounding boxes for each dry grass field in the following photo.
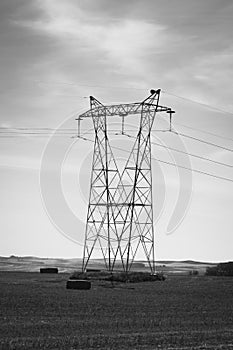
[0,271,233,349]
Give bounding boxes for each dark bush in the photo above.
[69,270,165,283]
[69,270,111,280]
[206,262,233,276]
[106,272,165,283]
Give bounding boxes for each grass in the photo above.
[0,271,233,349]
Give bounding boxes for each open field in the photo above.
[0,272,233,349]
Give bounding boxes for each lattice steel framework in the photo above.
[79,89,173,274]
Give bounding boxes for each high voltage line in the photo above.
[1,123,233,144]
[152,141,233,169]
[1,87,233,181]
[30,79,233,116]
[77,135,233,184]
[173,132,233,153]
[156,113,233,142]
[171,122,233,143]
[0,128,233,169]
[161,90,233,117]
[126,133,233,169]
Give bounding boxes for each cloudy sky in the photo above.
[0,0,233,262]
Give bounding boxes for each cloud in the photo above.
[14,0,184,79]
[8,0,233,113]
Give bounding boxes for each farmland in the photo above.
[0,272,233,349]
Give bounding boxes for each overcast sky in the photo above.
[0,0,233,262]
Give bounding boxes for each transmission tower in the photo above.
[78,89,173,274]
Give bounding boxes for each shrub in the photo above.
[206,262,233,276]
[69,270,111,280]
[69,271,165,283]
[106,272,165,283]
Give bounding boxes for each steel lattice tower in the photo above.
[79,89,173,274]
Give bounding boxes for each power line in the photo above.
[2,125,233,156]
[1,126,232,182]
[1,124,232,146]
[30,80,233,116]
[171,122,233,143]
[0,127,78,131]
[0,132,76,135]
[0,129,137,137]
[32,79,233,113]
[173,131,233,153]
[152,156,233,184]
[77,135,233,184]
[151,139,233,169]
[0,127,137,132]
[162,89,233,116]
[1,127,233,169]
[124,132,233,169]
[156,113,233,142]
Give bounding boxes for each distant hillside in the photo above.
[0,256,217,275]
[0,256,82,273]
[180,260,216,265]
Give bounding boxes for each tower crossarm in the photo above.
[77,103,171,120]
